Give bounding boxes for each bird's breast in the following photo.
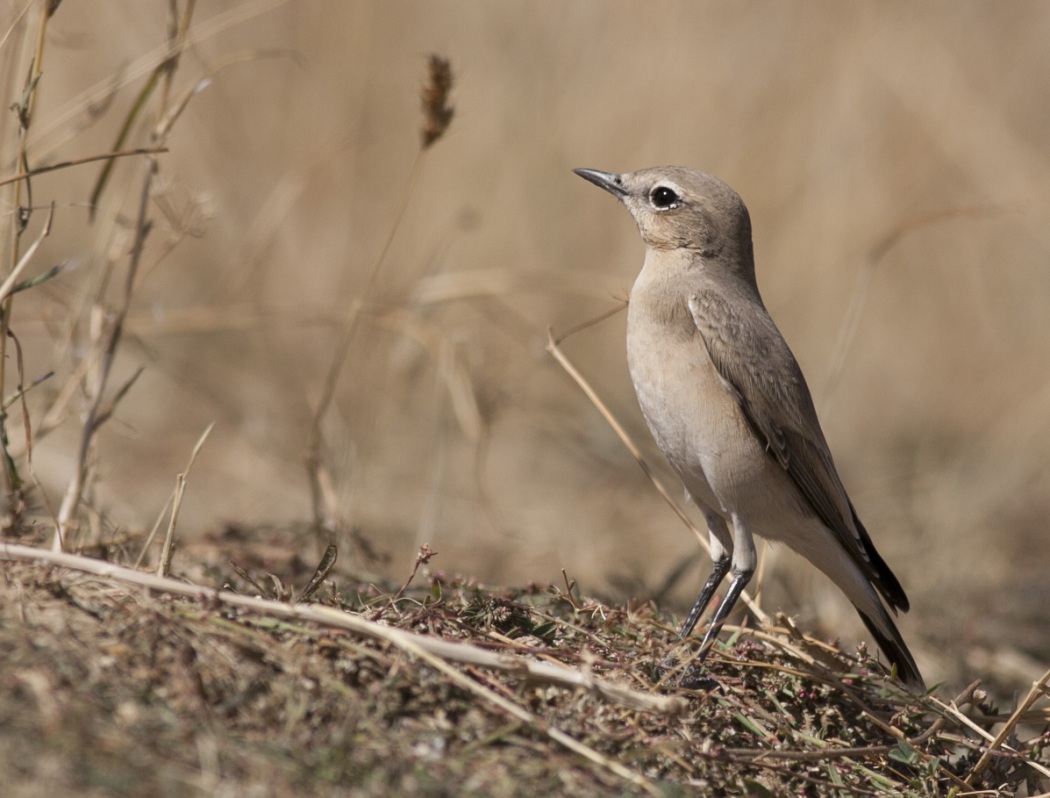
[626,282,770,511]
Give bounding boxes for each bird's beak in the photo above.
[573,168,628,199]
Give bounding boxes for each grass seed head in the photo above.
[421,54,454,149]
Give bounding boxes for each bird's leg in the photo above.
[678,502,734,639]
[677,555,730,639]
[691,513,757,661]
[694,567,753,662]
[660,504,742,687]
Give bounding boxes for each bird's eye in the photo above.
[650,185,680,209]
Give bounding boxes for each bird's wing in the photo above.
[688,290,909,612]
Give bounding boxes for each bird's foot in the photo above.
[653,651,721,691]
[677,663,719,691]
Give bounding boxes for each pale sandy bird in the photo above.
[574,166,923,690]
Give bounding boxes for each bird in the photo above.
[573,166,923,690]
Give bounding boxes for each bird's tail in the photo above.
[856,609,925,692]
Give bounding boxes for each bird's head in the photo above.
[574,166,755,276]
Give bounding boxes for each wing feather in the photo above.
[687,290,909,612]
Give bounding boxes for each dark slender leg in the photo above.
[678,555,730,639]
[694,567,753,662]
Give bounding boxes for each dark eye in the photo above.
[650,185,679,209]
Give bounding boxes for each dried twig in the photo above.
[0,203,54,303]
[0,2,57,512]
[53,158,156,551]
[0,147,167,188]
[965,666,1050,785]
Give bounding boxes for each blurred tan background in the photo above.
[7,2,1050,691]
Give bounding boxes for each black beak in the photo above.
[573,168,628,199]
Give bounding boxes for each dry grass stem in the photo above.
[53,160,155,551]
[157,421,214,577]
[965,666,1050,785]
[0,1,56,508]
[134,491,174,570]
[0,146,167,188]
[0,201,52,305]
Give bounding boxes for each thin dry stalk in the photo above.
[134,492,174,570]
[52,3,206,551]
[30,0,291,161]
[53,160,155,551]
[4,308,63,540]
[0,202,55,496]
[965,666,1050,785]
[157,422,214,577]
[0,1,34,53]
[0,203,52,304]
[0,2,57,512]
[0,146,166,188]
[88,1,196,217]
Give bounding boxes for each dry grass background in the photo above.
[4,0,1050,705]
